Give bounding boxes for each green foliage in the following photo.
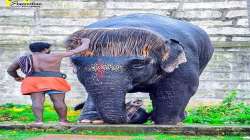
[184,90,250,125]
[222,90,238,106]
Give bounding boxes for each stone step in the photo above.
[0,123,250,135]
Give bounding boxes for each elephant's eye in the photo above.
[132,63,145,69]
[128,59,147,69]
[131,60,146,69]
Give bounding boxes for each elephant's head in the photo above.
[66,28,187,74]
[66,28,187,123]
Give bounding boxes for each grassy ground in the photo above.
[0,129,246,140]
[0,90,249,125]
[0,91,249,139]
[0,102,79,123]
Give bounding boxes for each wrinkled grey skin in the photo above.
[72,14,214,124]
[78,95,100,121]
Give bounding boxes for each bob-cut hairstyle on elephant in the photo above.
[65,28,170,62]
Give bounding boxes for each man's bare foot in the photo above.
[30,121,43,126]
[58,121,70,125]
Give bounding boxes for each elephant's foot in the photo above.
[92,120,104,124]
[176,122,184,126]
[150,102,184,125]
[152,112,184,125]
[154,119,180,125]
[78,119,104,124]
[78,111,102,123]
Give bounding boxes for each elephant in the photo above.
[65,13,214,124]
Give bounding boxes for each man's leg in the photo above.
[49,93,68,122]
[30,92,45,123]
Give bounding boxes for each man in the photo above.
[7,38,90,125]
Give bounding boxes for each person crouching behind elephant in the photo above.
[7,38,90,125]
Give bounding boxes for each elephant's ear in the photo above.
[160,39,187,73]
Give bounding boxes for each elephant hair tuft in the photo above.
[65,28,169,60]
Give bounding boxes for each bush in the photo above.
[184,90,250,125]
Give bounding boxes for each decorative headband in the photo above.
[82,63,124,73]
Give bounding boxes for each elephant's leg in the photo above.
[78,94,101,122]
[150,70,199,124]
[93,92,127,124]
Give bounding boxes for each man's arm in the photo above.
[7,60,24,82]
[53,38,90,58]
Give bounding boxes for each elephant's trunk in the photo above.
[72,56,132,124]
[84,82,128,124]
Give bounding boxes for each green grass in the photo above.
[0,90,249,139]
[0,90,249,125]
[0,129,246,140]
[0,102,79,123]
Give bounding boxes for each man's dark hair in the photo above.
[29,42,51,52]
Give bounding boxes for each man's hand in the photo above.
[54,38,91,58]
[68,38,90,55]
[15,77,24,82]
[73,38,90,52]
[80,38,90,48]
